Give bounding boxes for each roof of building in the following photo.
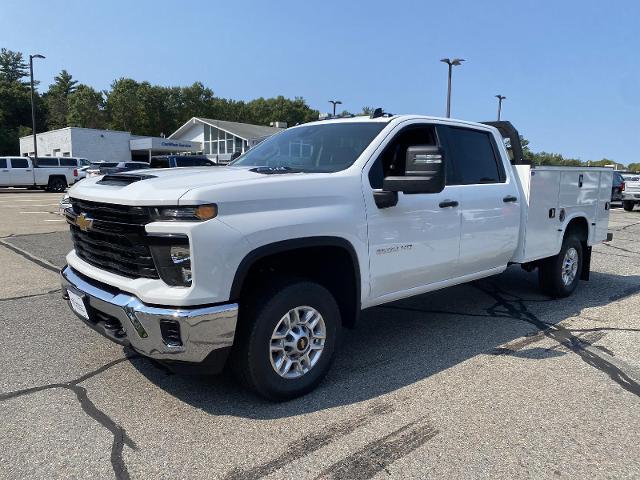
[169,117,283,141]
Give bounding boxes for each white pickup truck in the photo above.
[60,115,613,400]
[0,156,83,191]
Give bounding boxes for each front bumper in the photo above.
[61,265,238,369]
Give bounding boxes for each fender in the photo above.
[229,236,361,309]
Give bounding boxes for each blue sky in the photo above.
[2,0,639,164]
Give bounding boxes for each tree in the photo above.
[45,70,79,129]
[626,163,640,173]
[0,78,35,154]
[0,48,29,84]
[67,85,106,129]
[105,78,146,132]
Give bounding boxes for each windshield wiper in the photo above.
[250,166,303,174]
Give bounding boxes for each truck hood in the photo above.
[67,166,285,205]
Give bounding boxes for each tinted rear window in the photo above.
[10,158,28,168]
[35,158,59,167]
[0,159,6,168]
[150,158,170,168]
[60,158,77,166]
[447,127,504,184]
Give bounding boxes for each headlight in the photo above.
[150,204,217,221]
[149,235,192,287]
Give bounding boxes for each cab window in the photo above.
[368,125,455,188]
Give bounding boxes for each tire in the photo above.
[539,235,583,298]
[232,279,341,401]
[623,200,635,212]
[47,177,67,193]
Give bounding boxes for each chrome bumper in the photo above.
[61,266,238,364]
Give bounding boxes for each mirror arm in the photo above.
[373,190,398,209]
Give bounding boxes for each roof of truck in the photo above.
[306,114,494,130]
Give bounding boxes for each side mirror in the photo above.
[383,145,445,194]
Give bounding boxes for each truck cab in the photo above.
[60,115,613,400]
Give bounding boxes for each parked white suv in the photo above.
[60,115,613,400]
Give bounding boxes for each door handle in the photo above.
[25,169,32,172]
[503,195,518,203]
[439,199,459,208]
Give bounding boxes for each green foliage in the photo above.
[626,163,640,173]
[67,85,106,129]
[522,137,625,169]
[44,69,79,129]
[0,48,29,84]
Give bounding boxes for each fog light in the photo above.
[170,245,192,285]
[149,235,193,287]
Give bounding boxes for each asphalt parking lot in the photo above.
[1,190,639,480]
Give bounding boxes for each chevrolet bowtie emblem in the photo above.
[76,213,94,232]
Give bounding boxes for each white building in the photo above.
[19,118,283,163]
[168,117,283,161]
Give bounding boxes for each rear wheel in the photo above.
[539,235,583,298]
[623,200,635,212]
[47,177,67,192]
[232,279,341,401]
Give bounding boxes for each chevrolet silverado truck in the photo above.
[622,174,640,211]
[60,114,613,400]
[0,156,81,191]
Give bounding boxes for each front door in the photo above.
[364,122,462,300]
[443,126,520,273]
[9,158,33,185]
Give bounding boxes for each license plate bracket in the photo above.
[67,288,89,320]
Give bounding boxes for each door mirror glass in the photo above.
[382,145,445,194]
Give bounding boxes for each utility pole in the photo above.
[495,94,506,121]
[29,53,46,161]
[328,100,342,117]
[440,58,464,118]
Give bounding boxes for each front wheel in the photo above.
[232,280,341,401]
[539,235,583,298]
[623,200,635,212]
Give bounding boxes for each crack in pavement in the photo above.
[602,242,640,256]
[0,355,140,480]
[0,288,61,303]
[0,239,60,273]
[474,282,640,397]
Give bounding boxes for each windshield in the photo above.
[231,122,386,173]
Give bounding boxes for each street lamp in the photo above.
[29,54,45,162]
[328,100,342,117]
[440,58,464,118]
[495,94,506,121]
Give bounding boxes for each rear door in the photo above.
[9,158,33,185]
[443,126,520,274]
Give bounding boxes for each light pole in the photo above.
[328,100,342,117]
[29,54,45,161]
[440,58,464,118]
[495,94,506,121]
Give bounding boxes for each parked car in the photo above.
[622,174,640,211]
[61,116,613,400]
[101,161,150,174]
[611,172,625,202]
[58,193,72,215]
[150,155,216,168]
[0,156,79,191]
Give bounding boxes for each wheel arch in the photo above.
[230,237,362,328]
[563,215,590,281]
